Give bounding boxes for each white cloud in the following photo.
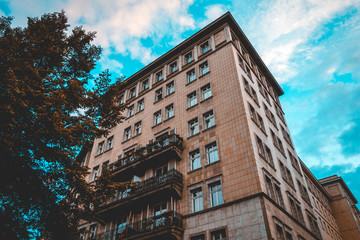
[199,4,227,28]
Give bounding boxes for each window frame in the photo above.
[187,91,198,108]
[166,81,175,96]
[134,121,142,136]
[137,99,144,112]
[123,127,131,141]
[187,68,196,83]
[201,83,212,101]
[141,79,149,91]
[189,149,201,171]
[165,104,174,120]
[199,60,209,76]
[188,118,199,137]
[205,141,219,164]
[155,88,163,102]
[153,110,162,126]
[200,41,210,54]
[203,110,215,129]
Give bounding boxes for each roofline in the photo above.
[319,175,358,204]
[121,12,284,96]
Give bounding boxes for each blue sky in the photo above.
[1,0,359,204]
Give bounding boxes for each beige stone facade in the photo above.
[78,12,360,240]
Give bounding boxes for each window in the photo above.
[89,224,97,240]
[206,142,219,164]
[203,110,215,129]
[187,91,197,108]
[249,103,257,123]
[274,183,284,207]
[251,87,258,103]
[190,149,201,171]
[211,229,226,240]
[187,68,196,83]
[264,103,277,127]
[264,145,274,165]
[79,228,86,240]
[288,193,304,224]
[166,81,174,95]
[137,99,144,112]
[238,55,245,70]
[209,181,223,207]
[155,88,163,102]
[191,187,203,212]
[117,218,127,235]
[127,104,134,117]
[123,127,131,141]
[265,175,275,199]
[129,87,136,99]
[188,118,199,137]
[106,136,113,150]
[256,135,265,158]
[155,70,163,82]
[276,224,285,240]
[201,83,212,100]
[153,111,162,126]
[257,114,265,132]
[97,141,104,155]
[91,166,99,182]
[200,41,210,54]
[169,61,177,73]
[185,51,193,64]
[199,61,209,76]
[119,94,124,105]
[134,121,142,136]
[279,161,294,187]
[141,79,149,91]
[165,104,174,119]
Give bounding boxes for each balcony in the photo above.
[98,169,183,213]
[90,211,183,240]
[109,134,183,178]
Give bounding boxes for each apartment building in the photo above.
[78,12,360,240]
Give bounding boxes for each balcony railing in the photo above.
[104,169,183,206]
[108,133,183,173]
[90,211,183,240]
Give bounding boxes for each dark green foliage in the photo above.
[0,12,126,240]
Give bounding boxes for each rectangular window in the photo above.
[276,224,285,240]
[166,81,175,95]
[203,110,215,129]
[187,68,196,83]
[188,118,199,137]
[97,141,104,155]
[249,103,257,123]
[251,86,258,103]
[200,41,210,54]
[257,113,266,132]
[134,121,142,136]
[106,136,113,150]
[264,145,274,165]
[190,149,201,171]
[127,104,134,117]
[165,104,174,119]
[123,127,131,141]
[199,61,209,76]
[187,91,197,108]
[191,234,205,240]
[89,224,97,240]
[185,51,193,64]
[191,188,203,212]
[274,183,284,207]
[211,229,226,240]
[129,87,136,99]
[153,111,162,126]
[119,94,124,105]
[169,61,178,73]
[155,88,163,102]
[201,83,212,100]
[141,79,149,91]
[91,166,99,182]
[155,70,163,82]
[209,181,223,207]
[265,175,275,199]
[256,135,265,158]
[137,99,144,112]
[206,142,219,164]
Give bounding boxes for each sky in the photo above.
[1,0,359,204]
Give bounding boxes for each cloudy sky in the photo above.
[1,0,359,203]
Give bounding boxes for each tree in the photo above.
[0,11,126,240]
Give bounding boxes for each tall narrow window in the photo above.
[97,141,104,155]
[155,88,163,102]
[123,127,131,141]
[211,229,226,240]
[91,166,99,182]
[201,83,212,100]
[187,91,197,108]
[169,61,177,73]
[106,136,113,150]
[89,224,97,240]
[191,188,203,212]
[137,99,144,112]
[265,175,275,199]
[199,61,209,76]
[119,94,124,105]
[203,110,215,129]
[153,111,162,126]
[165,104,174,119]
[187,69,196,83]
[127,104,134,117]
[200,41,210,54]
[209,181,223,207]
[134,121,142,136]
[188,118,199,137]
[274,183,284,207]
[141,79,149,91]
[155,70,163,82]
[190,149,201,171]
[185,51,193,64]
[129,87,136,99]
[166,81,174,95]
[256,135,265,158]
[206,142,219,164]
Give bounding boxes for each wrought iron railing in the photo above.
[106,169,183,205]
[108,133,183,172]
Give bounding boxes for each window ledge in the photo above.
[152,122,162,128]
[154,98,163,104]
[202,125,216,132]
[205,160,220,168]
[163,116,174,123]
[132,133,141,139]
[135,109,144,115]
[185,79,197,86]
[94,152,103,158]
[188,167,203,174]
[187,132,200,140]
[199,71,210,78]
[200,95,213,103]
[121,138,131,144]
[125,114,134,120]
[186,103,198,110]
[165,91,175,98]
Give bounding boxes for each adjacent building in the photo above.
[78,12,360,240]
